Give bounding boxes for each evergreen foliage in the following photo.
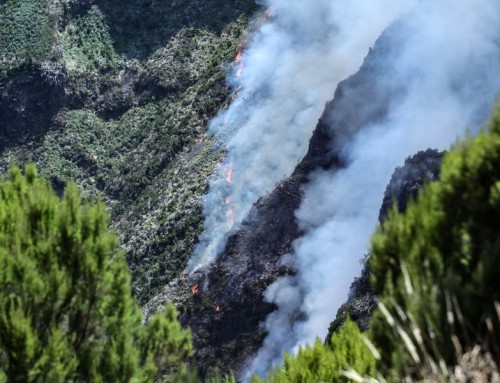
[252,319,376,383]
[0,165,192,382]
[62,5,121,73]
[369,106,500,378]
[0,0,56,68]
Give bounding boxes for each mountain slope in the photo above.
[0,0,258,305]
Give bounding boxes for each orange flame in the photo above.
[215,306,221,312]
[226,207,234,229]
[235,49,244,77]
[264,9,274,20]
[236,64,244,78]
[226,167,233,183]
[191,284,199,294]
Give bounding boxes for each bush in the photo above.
[252,319,376,383]
[0,165,192,382]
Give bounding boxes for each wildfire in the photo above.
[235,49,244,77]
[264,9,274,20]
[191,284,199,294]
[215,306,221,312]
[236,64,244,78]
[226,167,233,183]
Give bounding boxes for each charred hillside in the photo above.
[162,22,419,375]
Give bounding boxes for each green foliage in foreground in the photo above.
[0,165,192,382]
[254,106,500,382]
[252,319,376,383]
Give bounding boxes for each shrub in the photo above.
[369,105,500,378]
[0,165,192,382]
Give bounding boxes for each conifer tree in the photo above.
[0,165,192,382]
[369,106,500,377]
[252,318,376,383]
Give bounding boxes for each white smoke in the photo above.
[246,0,500,379]
[185,0,416,273]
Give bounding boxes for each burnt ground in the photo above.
[177,41,396,375]
[148,19,443,378]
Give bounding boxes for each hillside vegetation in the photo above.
[0,0,258,305]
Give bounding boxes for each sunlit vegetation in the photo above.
[0,165,192,382]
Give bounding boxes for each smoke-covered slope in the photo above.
[327,148,444,341]
[160,32,406,375]
[163,0,500,376]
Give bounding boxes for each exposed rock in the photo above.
[379,149,444,223]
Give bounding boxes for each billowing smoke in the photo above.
[185,0,416,273]
[246,0,500,379]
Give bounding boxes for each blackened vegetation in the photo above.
[378,149,444,223]
[178,32,404,375]
[181,174,305,377]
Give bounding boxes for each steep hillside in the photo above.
[144,23,403,375]
[0,0,258,305]
[152,16,462,376]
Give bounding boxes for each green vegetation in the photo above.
[253,319,377,383]
[369,105,500,379]
[0,0,257,305]
[62,6,121,73]
[0,0,56,70]
[0,165,192,382]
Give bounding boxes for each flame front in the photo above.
[236,50,244,77]
[226,167,233,183]
[191,284,199,294]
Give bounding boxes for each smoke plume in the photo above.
[185,0,415,273]
[246,0,500,379]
